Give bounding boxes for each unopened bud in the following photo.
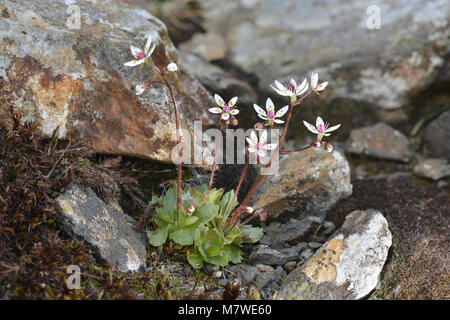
[312,140,321,148]
[258,211,268,222]
[254,122,264,130]
[325,143,333,152]
[187,203,196,214]
[231,117,238,126]
[244,206,254,214]
[167,62,178,72]
[224,119,230,126]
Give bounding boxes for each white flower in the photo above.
[303,116,340,141]
[309,72,328,93]
[135,83,146,95]
[167,62,178,72]
[208,94,239,121]
[124,36,156,67]
[246,130,277,158]
[253,98,289,127]
[270,78,308,99]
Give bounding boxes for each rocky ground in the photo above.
[0,0,449,300]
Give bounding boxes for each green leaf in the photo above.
[205,254,228,266]
[187,250,204,269]
[147,229,168,247]
[169,227,196,246]
[223,244,243,264]
[195,203,219,224]
[241,225,264,243]
[219,190,238,217]
[224,226,242,244]
[204,188,224,204]
[179,215,199,228]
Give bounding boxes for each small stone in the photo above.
[437,180,448,189]
[424,110,450,159]
[308,242,323,250]
[179,32,227,61]
[268,216,323,248]
[284,261,297,273]
[249,245,295,266]
[322,221,336,235]
[413,158,450,181]
[347,123,411,162]
[218,279,228,287]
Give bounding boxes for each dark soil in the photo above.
[327,176,450,300]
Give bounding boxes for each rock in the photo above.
[249,245,300,266]
[413,158,450,181]
[266,216,322,248]
[284,261,297,273]
[424,110,450,159]
[179,32,227,61]
[277,209,392,300]
[307,242,322,250]
[0,0,214,166]
[179,52,257,106]
[197,0,449,110]
[322,221,336,236]
[56,184,147,272]
[347,123,411,162]
[233,264,257,284]
[253,264,285,298]
[250,148,352,222]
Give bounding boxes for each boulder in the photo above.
[250,148,352,222]
[0,0,214,165]
[423,110,450,159]
[56,184,147,272]
[277,209,392,300]
[347,122,411,162]
[192,0,449,110]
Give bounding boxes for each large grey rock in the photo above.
[424,110,450,159]
[0,0,214,166]
[193,0,448,109]
[250,148,352,222]
[347,122,411,162]
[277,209,392,300]
[56,184,147,272]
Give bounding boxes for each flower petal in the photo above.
[214,94,225,107]
[303,120,319,134]
[248,146,256,153]
[316,116,324,130]
[270,85,290,96]
[316,82,328,91]
[250,131,258,144]
[221,112,230,120]
[311,72,318,88]
[208,107,223,114]
[259,130,267,144]
[325,124,341,133]
[275,105,289,118]
[130,45,143,59]
[296,78,308,95]
[257,149,266,157]
[124,59,145,67]
[144,36,153,55]
[289,78,297,89]
[266,98,275,112]
[230,109,239,115]
[228,96,238,108]
[273,119,285,124]
[246,137,256,146]
[253,104,267,118]
[274,80,286,91]
[136,84,146,95]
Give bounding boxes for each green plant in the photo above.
[147,184,263,269]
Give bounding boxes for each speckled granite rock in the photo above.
[277,209,392,300]
[56,184,147,272]
[250,148,352,222]
[194,0,448,110]
[413,158,450,180]
[347,123,411,162]
[0,0,214,165]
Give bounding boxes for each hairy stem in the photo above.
[151,61,182,218]
[208,122,222,189]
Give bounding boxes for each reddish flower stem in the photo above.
[151,61,182,218]
[279,144,313,155]
[208,122,222,190]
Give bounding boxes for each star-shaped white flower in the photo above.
[208,94,239,121]
[309,72,328,93]
[124,36,156,67]
[253,98,289,127]
[303,116,340,141]
[246,130,277,158]
[270,78,308,99]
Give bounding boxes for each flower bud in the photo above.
[187,203,196,214]
[231,116,239,126]
[254,122,264,130]
[258,211,268,222]
[224,119,230,126]
[325,143,333,152]
[244,206,254,214]
[167,62,178,72]
[312,140,321,148]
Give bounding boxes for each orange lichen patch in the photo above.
[302,238,346,284]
